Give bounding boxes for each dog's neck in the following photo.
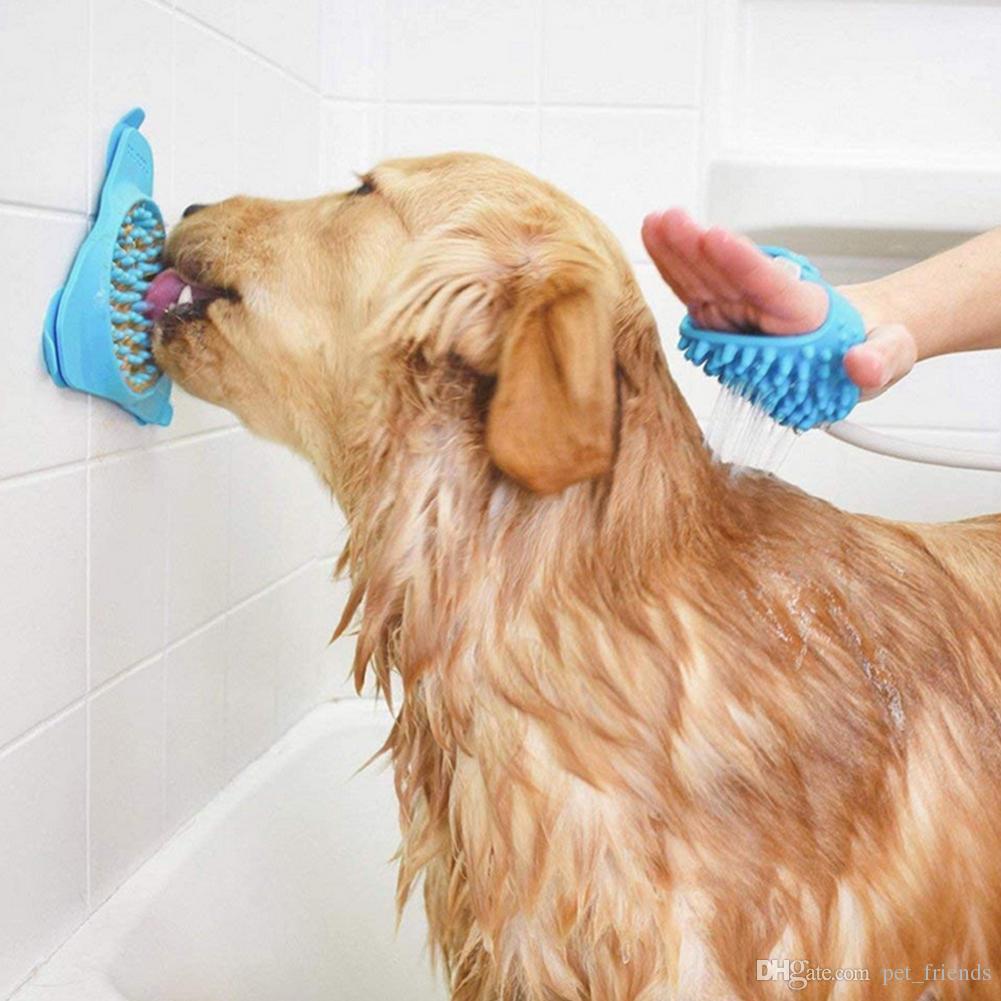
[328,326,723,703]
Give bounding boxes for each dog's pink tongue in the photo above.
[144,269,186,322]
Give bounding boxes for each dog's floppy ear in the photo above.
[378,212,618,494]
[486,274,617,494]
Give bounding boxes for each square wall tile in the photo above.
[229,432,330,602]
[0,471,87,750]
[275,563,338,732]
[383,104,539,172]
[542,0,701,107]
[172,18,239,226]
[91,0,174,218]
[385,0,539,103]
[224,585,283,774]
[237,58,322,198]
[89,659,166,908]
[540,108,699,262]
[0,210,89,480]
[321,0,385,98]
[166,434,233,641]
[321,101,383,192]
[165,618,228,831]
[90,451,168,687]
[0,709,87,999]
[0,0,89,210]
[89,396,169,459]
[235,0,322,88]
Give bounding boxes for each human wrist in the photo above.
[839,281,928,361]
[839,281,887,334]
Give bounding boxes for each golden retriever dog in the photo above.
[154,154,1001,1001]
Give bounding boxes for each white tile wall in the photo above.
[91,0,176,216]
[0,0,90,212]
[383,0,540,104]
[164,619,228,830]
[0,2,349,995]
[236,59,322,198]
[321,0,386,99]
[733,0,1001,160]
[540,108,700,261]
[0,711,87,997]
[172,16,239,210]
[228,435,329,602]
[7,0,1001,994]
[383,104,540,171]
[541,0,702,108]
[0,471,87,750]
[235,0,322,89]
[89,450,169,687]
[89,658,166,907]
[321,102,384,189]
[0,212,90,478]
[165,435,232,640]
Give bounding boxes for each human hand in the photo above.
[641,208,917,398]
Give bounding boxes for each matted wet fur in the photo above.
[155,153,1001,1000]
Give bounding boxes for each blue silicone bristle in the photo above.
[110,200,165,394]
[677,247,865,432]
[41,108,173,426]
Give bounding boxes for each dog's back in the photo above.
[679,473,1001,999]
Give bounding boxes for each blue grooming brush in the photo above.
[41,108,172,426]
[678,247,865,431]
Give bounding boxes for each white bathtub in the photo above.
[13,701,444,1001]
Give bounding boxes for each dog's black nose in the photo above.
[182,203,206,218]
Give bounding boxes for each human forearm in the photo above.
[842,227,1001,362]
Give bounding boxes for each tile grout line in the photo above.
[220,424,236,791]
[536,0,545,171]
[159,0,179,848]
[0,556,326,765]
[173,6,324,97]
[84,0,95,917]
[0,425,239,491]
[0,199,91,222]
[694,0,711,218]
[378,0,388,158]
[380,97,703,112]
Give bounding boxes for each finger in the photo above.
[701,228,827,333]
[659,209,729,303]
[642,209,714,307]
[843,324,917,398]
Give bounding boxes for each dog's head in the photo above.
[155,153,654,499]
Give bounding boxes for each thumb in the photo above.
[843,324,918,400]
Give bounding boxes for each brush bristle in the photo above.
[110,200,164,394]
[678,331,861,431]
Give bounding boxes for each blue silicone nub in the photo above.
[678,247,864,431]
[41,108,173,426]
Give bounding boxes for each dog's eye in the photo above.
[350,178,375,197]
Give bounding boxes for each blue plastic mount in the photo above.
[41,108,173,426]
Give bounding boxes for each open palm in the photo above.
[641,208,916,395]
